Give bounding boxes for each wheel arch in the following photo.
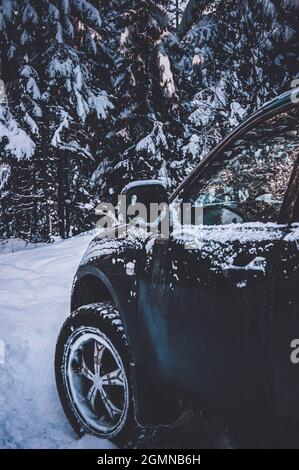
[71,266,130,338]
[71,268,115,312]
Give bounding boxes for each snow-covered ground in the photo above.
[0,231,115,449]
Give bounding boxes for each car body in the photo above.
[57,88,299,446]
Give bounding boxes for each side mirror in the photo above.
[122,180,168,205]
[121,180,169,225]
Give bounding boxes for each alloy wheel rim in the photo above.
[65,327,129,435]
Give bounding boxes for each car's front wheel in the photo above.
[55,302,137,444]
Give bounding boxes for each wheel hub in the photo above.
[93,375,103,390]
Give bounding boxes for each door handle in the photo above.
[222,257,266,281]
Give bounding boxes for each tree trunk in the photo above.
[57,153,66,239]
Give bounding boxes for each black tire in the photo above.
[55,301,138,445]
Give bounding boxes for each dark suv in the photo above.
[55,89,299,447]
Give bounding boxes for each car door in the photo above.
[138,105,299,431]
[269,162,299,446]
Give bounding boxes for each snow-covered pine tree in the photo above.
[0,0,115,240]
[0,0,42,241]
[39,0,117,238]
[178,0,299,177]
[92,0,184,201]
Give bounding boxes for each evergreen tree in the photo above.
[93,0,184,200]
[178,0,299,174]
[0,0,42,241]
[0,0,114,240]
[42,0,114,238]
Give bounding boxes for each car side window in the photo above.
[187,107,299,225]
